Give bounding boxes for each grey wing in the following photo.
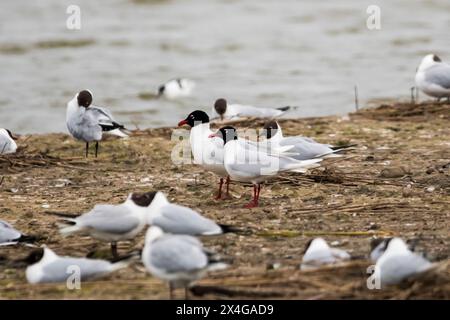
[90,106,115,121]
[41,258,113,282]
[153,204,221,235]
[227,143,281,177]
[79,205,140,234]
[149,237,208,273]
[0,220,22,243]
[280,137,332,160]
[426,64,450,89]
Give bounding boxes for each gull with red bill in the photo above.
[178,110,232,200]
[210,126,322,208]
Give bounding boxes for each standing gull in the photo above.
[260,121,355,160]
[415,54,450,102]
[211,98,292,121]
[66,90,128,157]
[0,128,18,154]
[178,110,231,200]
[300,238,350,270]
[210,126,322,208]
[142,226,227,299]
[59,192,155,258]
[25,247,132,284]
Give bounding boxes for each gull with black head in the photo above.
[178,110,232,200]
[260,121,355,160]
[212,98,292,121]
[210,126,322,208]
[59,192,156,258]
[25,247,133,284]
[66,90,128,157]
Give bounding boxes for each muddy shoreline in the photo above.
[0,101,449,299]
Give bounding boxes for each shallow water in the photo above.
[0,0,449,133]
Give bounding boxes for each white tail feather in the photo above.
[59,224,80,237]
[285,158,322,173]
[207,262,229,272]
[106,128,128,138]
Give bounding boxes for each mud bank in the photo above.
[0,101,449,299]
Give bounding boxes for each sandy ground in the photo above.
[0,101,449,299]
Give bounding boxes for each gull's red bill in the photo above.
[177,119,188,127]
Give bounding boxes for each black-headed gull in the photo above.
[178,110,231,200]
[25,247,132,284]
[146,191,237,235]
[210,126,322,208]
[158,78,195,100]
[374,237,432,287]
[415,54,450,102]
[260,121,355,160]
[212,98,292,121]
[300,238,350,270]
[59,192,155,258]
[66,90,128,158]
[142,226,227,299]
[370,238,393,263]
[0,128,18,154]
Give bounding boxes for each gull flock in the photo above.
[0,53,447,299]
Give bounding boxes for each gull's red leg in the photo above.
[255,184,262,205]
[221,176,232,200]
[214,178,224,200]
[244,184,258,208]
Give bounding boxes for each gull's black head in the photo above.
[24,248,45,265]
[370,237,393,252]
[158,85,165,96]
[263,121,279,140]
[5,129,17,140]
[214,126,237,145]
[178,110,210,128]
[303,238,314,254]
[77,90,93,108]
[131,191,157,207]
[433,54,442,62]
[214,99,227,120]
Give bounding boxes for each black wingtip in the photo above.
[17,234,38,243]
[276,106,291,112]
[100,122,125,132]
[330,144,358,151]
[218,224,249,234]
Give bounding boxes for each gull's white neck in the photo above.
[144,226,164,245]
[66,96,81,120]
[146,192,169,221]
[307,238,330,253]
[270,125,284,143]
[417,56,440,73]
[383,238,410,257]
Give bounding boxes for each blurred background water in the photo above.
[0,0,449,133]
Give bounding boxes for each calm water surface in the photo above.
[0,0,449,133]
